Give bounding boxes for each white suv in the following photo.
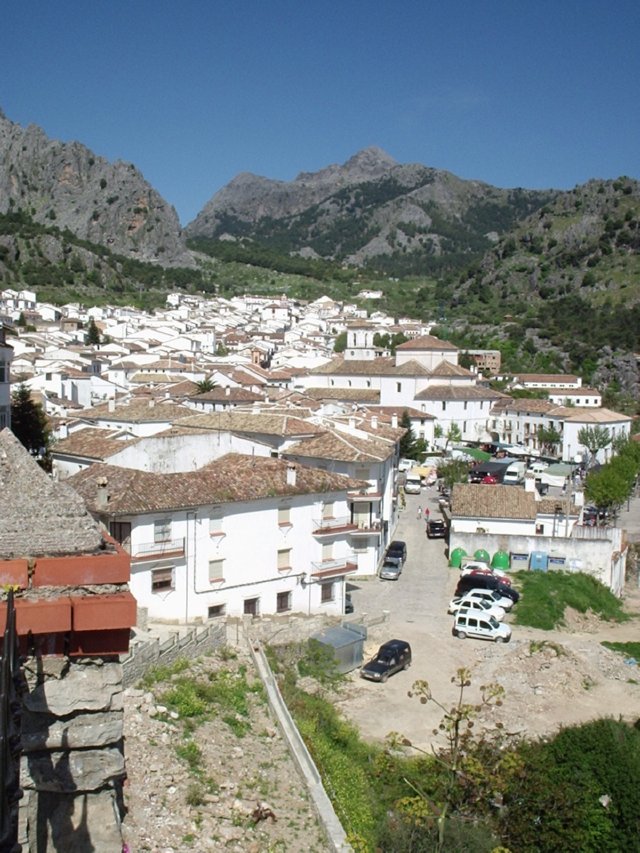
[452,609,512,643]
[451,587,513,612]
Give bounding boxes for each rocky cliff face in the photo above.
[0,110,193,266]
[186,146,556,270]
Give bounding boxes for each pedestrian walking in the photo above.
[416,505,422,520]
[424,506,430,521]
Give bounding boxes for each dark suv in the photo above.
[386,540,407,565]
[360,640,412,683]
[455,574,520,603]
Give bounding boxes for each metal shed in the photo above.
[310,623,367,674]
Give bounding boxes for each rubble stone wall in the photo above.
[18,656,126,852]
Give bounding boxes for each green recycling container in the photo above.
[474,548,490,563]
[449,547,467,568]
[491,550,510,570]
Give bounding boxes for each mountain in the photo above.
[0,109,192,267]
[185,147,557,274]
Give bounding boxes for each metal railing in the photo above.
[130,537,185,559]
[0,590,23,853]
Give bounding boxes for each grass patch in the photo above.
[160,667,264,734]
[512,571,629,631]
[139,657,191,689]
[602,641,640,663]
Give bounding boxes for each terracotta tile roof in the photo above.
[365,405,436,420]
[514,373,579,383]
[395,334,458,352]
[312,356,431,377]
[286,429,395,463]
[68,454,358,515]
[415,385,504,402]
[0,428,104,558]
[429,361,473,377]
[304,387,381,402]
[561,407,632,424]
[451,483,537,520]
[191,387,265,403]
[494,398,555,414]
[80,400,192,423]
[174,411,326,438]
[129,372,187,384]
[53,428,135,460]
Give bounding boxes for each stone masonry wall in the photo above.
[18,656,126,852]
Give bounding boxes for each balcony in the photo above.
[312,516,357,536]
[130,537,185,562]
[350,520,382,537]
[310,556,358,579]
[347,487,382,501]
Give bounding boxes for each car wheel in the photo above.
[456,631,467,639]
[403,661,411,670]
[381,672,389,683]
[495,636,505,643]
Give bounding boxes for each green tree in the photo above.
[584,465,630,516]
[194,378,217,394]
[399,410,420,460]
[10,384,52,471]
[333,331,347,353]
[537,424,562,456]
[443,423,462,450]
[436,459,470,490]
[85,317,101,345]
[578,425,612,468]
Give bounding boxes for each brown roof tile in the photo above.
[451,483,537,520]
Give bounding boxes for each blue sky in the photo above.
[1,1,638,225]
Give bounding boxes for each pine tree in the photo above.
[10,384,52,471]
[85,317,101,346]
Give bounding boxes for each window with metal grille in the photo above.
[208,559,224,582]
[321,582,334,603]
[278,507,291,526]
[244,597,259,616]
[151,567,173,592]
[154,518,171,543]
[276,591,291,613]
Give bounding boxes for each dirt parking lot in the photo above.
[336,489,640,754]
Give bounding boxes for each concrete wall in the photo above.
[449,526,626,594]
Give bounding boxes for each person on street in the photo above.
[417,505,422,520]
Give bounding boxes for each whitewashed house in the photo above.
[68,455,360,621]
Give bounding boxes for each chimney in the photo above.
[59,422,69,440]
[286,463,297,486]
[225,386,231,396]
[349,417,356,429]
[108,399,116,413]
[391,414,398,428]
[148,398,155,408]
[371,416,378,429]
[96,477,109,509]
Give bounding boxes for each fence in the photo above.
[121,622,226,687]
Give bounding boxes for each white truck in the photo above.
[404,469,422,494]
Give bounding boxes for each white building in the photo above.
[68,455,360,622]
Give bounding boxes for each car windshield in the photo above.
[489,616,500,628]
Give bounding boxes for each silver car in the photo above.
[379,557,402,580]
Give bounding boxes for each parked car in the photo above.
[455,574,520,603]
[426,519,447,539]
[460,564,512,585]
[452,610,512,643]
[386,540,407,565]
[379,558,402,580]
[360,639,412,682]
[448,595,506,621]
[398,457,413,472]
[453,587,514,612]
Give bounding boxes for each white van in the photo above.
[503,460,526,485]
[404,470,422,494]
[452,610,512,643]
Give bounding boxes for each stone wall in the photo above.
[121,622,226,688]
[18,656,126,852]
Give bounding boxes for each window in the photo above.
[244,597,259,616]
[208,604,225,618]
[464,401,468,411]
[277,548,292,570]
[154,518,171,543]
[208,559,224,582]
[442,402,446,411]
[322,501,334,520]
[209,511,223,535]
[276,591,292,613]
[396,382,401,393]
[0,363,4,382]
[278,506,291,526]
[151,567,173,592]
[109,521,131,547]
[321,582,334,603]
